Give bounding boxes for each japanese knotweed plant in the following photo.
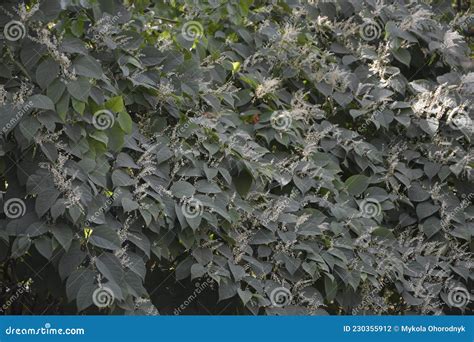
[0,0,472,315]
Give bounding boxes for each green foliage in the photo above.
[0,0,472,315]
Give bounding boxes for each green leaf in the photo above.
[422,216,441,238]
[47,79,66,103]
[408,184,430,202]
[61,38,87,54]
[89,225,122,251]
[69,205,82,224]
[237,289,253,305]
[56,92,70,121]
[29,94,55,111]
[72,98,85,115]
[67,269,95,303]
[372,227,395,239]
[416,202,440,220]
[67,77,91,102]
[218,279,238,301]
[11,236,31,258]
[324,275,338,302]
[36,58,59,89]
[26,222,48,237]
[392,48,411,67]
[125,272,147,298]
[192,247,213,265]
[128,233,150,257]
[96,253,124,286]
[117,111,133,134]
[50,224,73,251]
[35,188,60,217]
[249,230,276,244]
[90,131,109,145]
[76,282,95,311]
[171,181,195,197]
[73,55,104,78]
[105,96,125,112]
[345,175,370,196]
[196,180,221,193]
[35,236,53,260]
[228,262,246,281]
[176,257,194,280]
[190,263,206,279]
[71,20,85,38]
[107,123,125,152]
[122,197,139,212]
[112,169,135,187]
[233,170,253,197]
[58,242,86,280]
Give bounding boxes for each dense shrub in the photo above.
[0,0,472,315]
